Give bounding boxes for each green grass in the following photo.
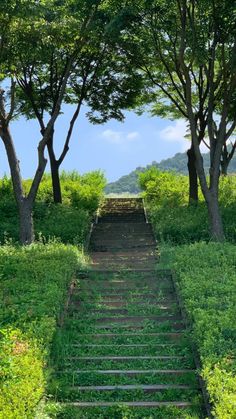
[39,402,201,419]
[140,169,236,417]
[160,243,236,419]
[0,243,88,418]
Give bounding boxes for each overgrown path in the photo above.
[52,198,204,418]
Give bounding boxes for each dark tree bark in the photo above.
[0,123,39,244]
[206,191,224,241]
[47,133,62,203]
[187,146,198,204]
[220,142,236,175]
[19,199,34,244]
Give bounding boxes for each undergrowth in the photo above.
[141,169,236,418]
[0,243,88,419]
[0,171,105,245]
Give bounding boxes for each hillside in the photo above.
[105,152,236,194]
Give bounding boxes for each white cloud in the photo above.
[159,120,189,151]
[127,132,140,141]
[100,129,140,146]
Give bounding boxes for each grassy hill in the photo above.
[105,151,236,194]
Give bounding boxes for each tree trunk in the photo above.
[50,156,62,204]
[206,191,224,241]
[187,147,198,204]
[19,199,34,245]
[220,159,229,176]
[47,133,62,204]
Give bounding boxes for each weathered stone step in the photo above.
[99,216,146,223]
[83,295,174,302]
[90,270,158,274]
[82,294,174,300]
[79,278,169,286]
[100,210,144,215]
[64,369,195,376]
[94,323,184,330]
[69,384,196,391]
[90,239,155,245]
[90,301,176,308]
[68,355,186,361]
[94,222,152,231]
[78,287,173,295]
[78,333,184,338]
[86,307,177,314]
[91,234,154,241]
[70,343,178,348]
[90,244,156,251]
[94,315,181,323]
[64,401,192,408]
[90,265,157,271]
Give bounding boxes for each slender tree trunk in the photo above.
[187,146,198,204]
[49,154,62,203]
[206,191,224,241]
[47,134,62,204]
[19,199,34,244]
[0,124,46,245]
[220,161,228,175]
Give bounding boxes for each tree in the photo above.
[122,0,236,240]
[0,0,103,243]
[15,1,141,203]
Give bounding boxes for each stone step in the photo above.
[64,401,192,408]
[93,223,152,230]
[67,355,186,361]
[90,244,156,251]
[63,369,195,376]
[94,315,181,323]
[86,307,177,314]
[69,384,196,391]
[91,238,154,244]
[81,294,174,299]
[78,286,173,294]
[77,333,184,338]
[88,301,176,308]
[79,278,171,287]
[99,217,146,223]
[94,323,184,331]
[70,343,178,348]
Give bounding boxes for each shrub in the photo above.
[163,242,236,418]
[0,171,105,244]
[140,169,236,244]
[0,329,44,419]
[0,243,87,418]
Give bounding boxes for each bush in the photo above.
[0,171,105,244]
[163,242,236,418]
[140,169,236,244]
[0,329,44,419]
[0,243,87,418]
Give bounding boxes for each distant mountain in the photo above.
[105,152,236,194]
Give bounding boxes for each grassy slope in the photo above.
[141,169,236,418]
[159,243,236,419]
[0,243,88,419]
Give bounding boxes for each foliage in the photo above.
[0,329,44,419]
[0,171,105,245]
[162,242,236,418]
[140,168,236,244]
[0,243,86,418]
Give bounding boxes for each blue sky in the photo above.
[0,105,190,182]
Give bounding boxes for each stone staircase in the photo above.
[51,198,204,418]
